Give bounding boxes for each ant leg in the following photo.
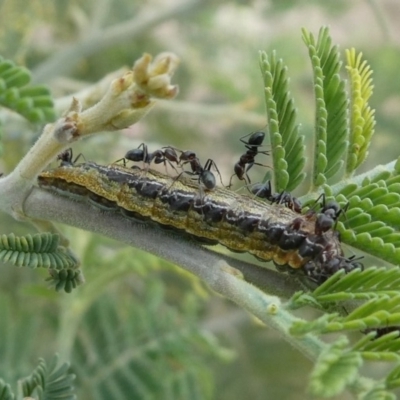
[227,173,236,189]
[204,159,224,187]
[227,172,250,189]
[244,172,252,185]
[252,162,271,168]
[165,170,189,191]
[73,153,85,164]
[337,202,349,221]
[166,159,180,174]
[113,158,128,167]
[315,193,326,208]
[306,193,325,216]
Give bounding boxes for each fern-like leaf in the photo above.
[302,268,400,303]
[359,386,396,400]
[330,171,400,265]
[0,55,55,123]
[46,268,85,293]
[0,380,14,400]
[346,48,376,175]
[72,283,231,400]
[386,365,400,390]
[259,51,306,192]
[291,294,400,336]
[308,337,362,397]
[352,330,400,362]
[18,355,76,400]
[302,27,349,188]
[0,232,79,270]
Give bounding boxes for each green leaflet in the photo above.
[299,160,400,266]
[386,365,400,390]
[46,268,85,293]
[0,233,82,292]
[0,380,13,400]
[291,295,400,336]
[72,287,231,400]
[302,27,349,188]
[353,330,400,362]
[333,174,400,265]
[0,55,56,123]
[346,48,376,175]
[0,232,79,270]
[292,268,400,304]
[18,355,76,400]
[309,337,362,398]
[259,51,306,192]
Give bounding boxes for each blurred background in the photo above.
[0,0,399,399]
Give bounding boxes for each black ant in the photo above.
[311,194,348,235]
[304,254,364,284]
[57,148,84,166]
[251,181,302,213]
[228,131,270,187]
[122,143,180,173]
[177,150,223,190]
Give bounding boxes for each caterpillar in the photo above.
[38,161,362,283]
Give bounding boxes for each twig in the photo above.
[32,0,212,83]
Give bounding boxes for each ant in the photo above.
[57,148,84,166]
[176,149,223,190]
[228,131,270,188]
[251,181,302,213]
[304,254,364,284]
[122,143,180,173]
[310,194,348,235]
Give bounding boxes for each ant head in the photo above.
[316,213,334,233]
[57,148,73,165]
[292,198,302,213]
[323,200,341,214]
[346,255,364,271]
[324,208,337,220]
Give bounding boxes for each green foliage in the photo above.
[0,232,79,270]
[0,233,82,293]
[0,380,14,400]
[302,26,349,187]
[308,337,362,397]
[0,356,76,400]
[261,26,395,269]
[346,48,376,175]
[71,283,232,400]
[387,365,400,390]
[46,268,84,293]
[353,329,400,362]
[291,268,400,336]
[18,355,76,400]
[0,17,398,399]
[291,267,400,305]
[332,161,400,265]
[259,51,306,192]
[288,264,400,397]
[292,294,400,336]
[0,56,56,123]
